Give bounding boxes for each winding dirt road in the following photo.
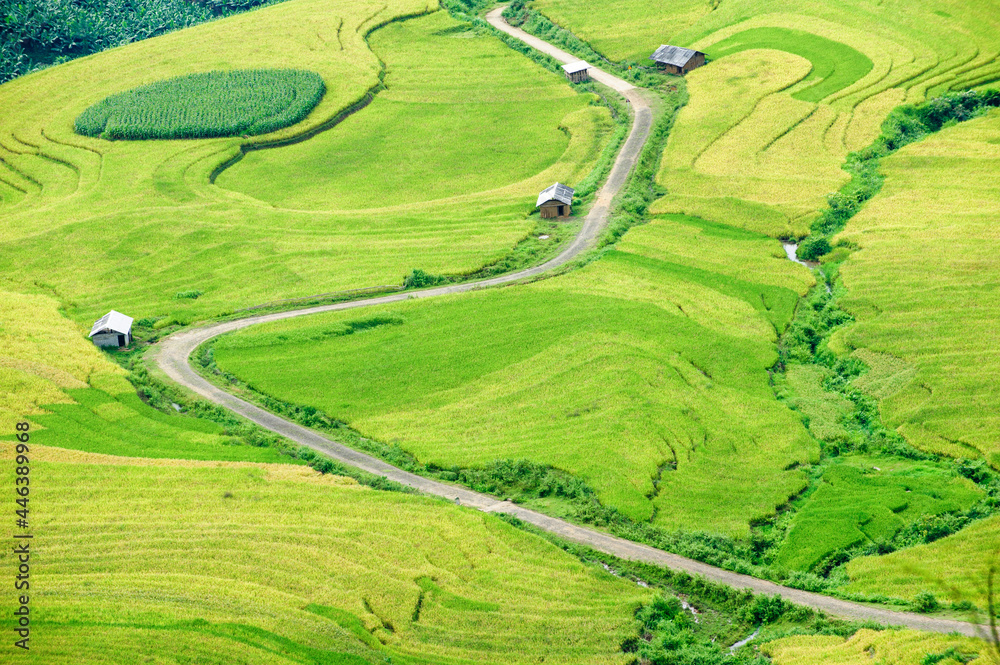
[152,11,993,640]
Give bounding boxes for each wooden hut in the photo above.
[536,183,574,219]
[89,310,133,348]
[649,45,706,75]
[561,61,591,83]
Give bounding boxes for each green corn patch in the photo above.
[75,69,325,140]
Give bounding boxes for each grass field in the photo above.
[213,213,817,534]
[0,448,649,664]
[762,629,992,665]
[834,109,1000,465]
[844,514,1000,611]
[774,456,982,571]
[0,0,612,327]
[527,0,1000,237]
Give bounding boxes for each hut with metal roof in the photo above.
[649,45,706,75]
[562,61,591,83]
[536,183,574,219]
[89,310,133,348]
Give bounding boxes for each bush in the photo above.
[174,290,203,300]
[911,591,940,613]
[403,269,448,289]
[797,236,831,261]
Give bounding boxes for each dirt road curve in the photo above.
[152,11,992,640]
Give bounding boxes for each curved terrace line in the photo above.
[152,8,991,640]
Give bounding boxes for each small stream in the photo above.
[783,241,831,293]
[729,626,761,653]
[782,242,818,269]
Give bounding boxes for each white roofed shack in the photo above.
[561,60,590,83]
[89,310,133,348]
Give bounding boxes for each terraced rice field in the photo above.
[529,0,1000,237]
[845,514,1000,611]
[0,447,650,664]
[834,109,1000,465]
[213,213,818,534]
[218,11,609,211]
[774,456,982,571]
[0,288,291,460]
[0,0,612,327]
[762,629,990,665]
[530,0,712,62]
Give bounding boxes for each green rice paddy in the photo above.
[836,110,1000,467]
[218,12,602,210]
[775,457,981,571]
[530,0,1000,236]
[705,28,873,104]
[0,452,649,664]
[0,0,612,326]
[213,213,818,535]
[845,514,1000,611]
[763,629,988,665]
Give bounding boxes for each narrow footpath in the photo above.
[153,11,992,641]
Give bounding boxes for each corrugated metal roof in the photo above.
[649,44,701,67]
[562,61,590,74]
[89,310,134,337]
[537,183,574,208]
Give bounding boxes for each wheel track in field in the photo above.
[152,8,994,641]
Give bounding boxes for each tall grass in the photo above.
[75,69,325,140]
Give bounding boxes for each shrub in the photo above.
[911,591,940,613]
[174,290,203,300]
[403,269,448,289]
[797,236,831,261]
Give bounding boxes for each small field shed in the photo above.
[649,45,706,74]
[562,61,591,83]
[90,310,134,348]
[537,183,574,219]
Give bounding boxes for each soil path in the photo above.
[152,11,992,640]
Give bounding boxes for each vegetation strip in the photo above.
[149,13,993,639]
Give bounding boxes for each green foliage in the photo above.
[75,69,325,140]
[706,28,873,103]
[0,0,287,84]
[911,591,940,613]
[174,289,204,300]
[922,647,978,665]
[403,269,449,289]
